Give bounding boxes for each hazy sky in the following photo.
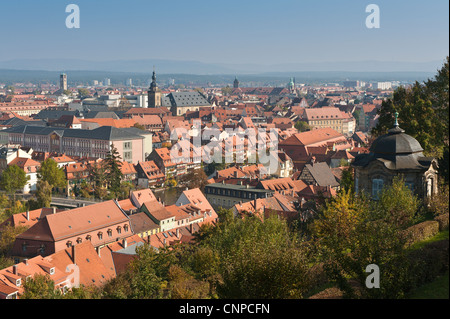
[1,0,448,65]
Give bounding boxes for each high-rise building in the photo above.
[104,78,111,86]
[60,73,68,91]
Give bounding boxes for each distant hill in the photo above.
[0,58,444,75]
[0,57,441,87]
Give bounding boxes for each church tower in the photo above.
[148,68,161,108]
[233,76,239,89]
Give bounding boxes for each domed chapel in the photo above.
[352,112,439,200]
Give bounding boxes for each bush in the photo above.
[403,221,440,247]
[407,240,449,288]
[434,213,449,231]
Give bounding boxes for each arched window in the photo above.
[86,235,92,241]
[66,241,73,248]
[107,229,113,237]
[98,232,103,240]
[76,238,82,244]
[117,226,122,234]
[124,224,129,232]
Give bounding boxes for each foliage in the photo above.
[373,175,421,229]
[38,158,67,189]
[295,120,311,132]
[178,168,208,192]
[426,183,449,217]
[339,166,354,195]
[372,57,449,161]
[35,180,53,208]
[198,212,312,298]
[0,223,28,256]
[77,88,90,97]
[104,144,123,193]
[21,274,62,299]
[313,189,411,298]
[0,164,30,198]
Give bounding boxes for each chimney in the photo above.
[163,238,167,246]
[13,265,18,275]
[176,228,180,238]
[26,210,30,221]
[52,207,56,214]
[24,259,28,265]
[122,238,127,249]
[96,247,101,257]
[72,245,76,264]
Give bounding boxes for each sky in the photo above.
[0,0,448,66]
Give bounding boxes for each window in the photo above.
[117,226,122,234]
[124,151,132,162]
[98,232,103,240]
[372,179,384,199]
[107,229,113,237]
[123,141,132,150]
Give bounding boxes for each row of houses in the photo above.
[0,187,218,299]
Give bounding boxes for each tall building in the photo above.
[147,69,162,108]
[233,76,239,89]
[60,73,68,91]
[104,78,111,86]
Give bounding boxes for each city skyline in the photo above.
[0,0,448,72]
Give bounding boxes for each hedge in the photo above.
[403,220,440,247]
[434,213,449,231]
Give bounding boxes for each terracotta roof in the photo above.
[9,157,40,168]
[130,189,157,208]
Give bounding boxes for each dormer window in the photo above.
[107,229,113,237]
[98,232,103,240]
[76,238,82,244]
[66,241,72,247]
[86,235,92,241]
[116,226,122,234]
[49,267,55,275]
[124,224,129,232]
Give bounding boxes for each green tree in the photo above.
[178,168,209,192]
[372,57,449,161]
[313,189,411,298]
[339,166,354,195]
[21,274,62,299]
[374,175,421,228]
[104,144,123,193]
[0,164,29,201]
[35,180,53,208]
[199,212,312,298]
[38,158,67,189]
[295,120,311,132]
[77,88,90,97]
[0,224,28,256]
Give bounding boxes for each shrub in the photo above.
[434,213,449,231]
[403,221,440,247]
